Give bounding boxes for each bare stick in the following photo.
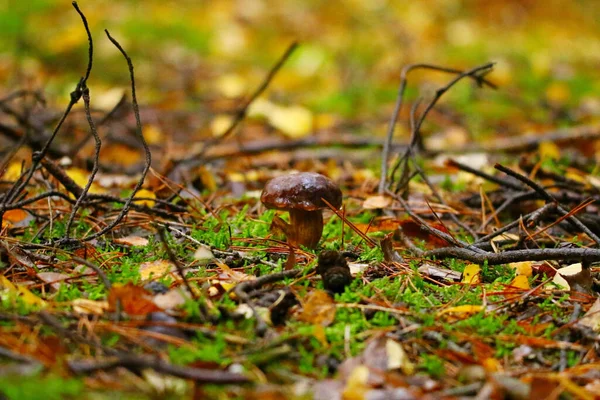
[65,3,100,237]
[495,163,600,245]
[0,7,93,225]
[378,63,496,194]
[72,2,93,82]
[84,30,152,241]
[177,42,298,167]
[423,246,600,265]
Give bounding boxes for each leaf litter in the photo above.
[2,2,600,400]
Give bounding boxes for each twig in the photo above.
[156,228,198,302]
[177,42,298,167]
[68,354,249,383]
[422,246,600,265]
[83,30,151,241]
[389,63,495,194]
[66,3,100,237]
[386,189,485,253]
[495,163,600,245]
[446,158,525,191]
[234,268,305,334]
[378,63,496,194]
[70,256,111,290]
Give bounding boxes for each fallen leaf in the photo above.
[341,365,370,400]
[215,73,247,98]
[437,305,483,317]
[462,264,481,284]
[362,195,391,209]
[297,289,336,326]
[139,260,174,281]
[397,219,450,247]
[114,236,149,247]
[72,298,109,315]
[509,261,533,277]
[578,298,600,331]
[508,275,530,290]
[142,125,163,145]
[539,141,561,160]
[37,272,70,292]
[153,288,189,310]
[0,276,46,307]
[210,114,234,137]
[418,263,462,282]
[268,104,313,138]
[133,189,156,208]
[65,167,105,195]
[193,245,215,265]
[1,161,24,181]
[108,283,162,316]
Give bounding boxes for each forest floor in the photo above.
[2,1,600,399]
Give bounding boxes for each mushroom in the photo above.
[261,172,342,249]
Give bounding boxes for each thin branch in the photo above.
[423,246,600,265]
[495,163,600,245]
[84,30,151,241]
[378,63,496,194]
[177,42,299,167]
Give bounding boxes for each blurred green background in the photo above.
[2,0,600,138]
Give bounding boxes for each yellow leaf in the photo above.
[215,73,247,98]
[545,82,571,105]
[437,305,483,317]
[509,275,530,290]
[509,261,532,277]
[143,125,163,145]
[267,105,313,138]
[313,324,328,347]
[386,339,415,375]
[462,264,481,284]
[362,195,391,210]
[195,166,217,192]
[113,236,149,247]
[247,97,275,117]
[298,289,336,326]
[72,298,109,315]
[210,114,234,137]
[342,365,370,400]
[482,357,502,372]
[133,189,156,208]
[65,168,105,195]
[0,276,46,307]
[539,141,561,160]
[2,162,24,181]
[491,233,520,243]
[139,260,173,281]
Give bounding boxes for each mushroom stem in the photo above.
[288,209,324,249]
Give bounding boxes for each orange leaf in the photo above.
[107,282,161,316]
[297,289,336,326]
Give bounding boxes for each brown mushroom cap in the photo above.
[261,172,342,211]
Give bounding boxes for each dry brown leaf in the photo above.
[114,236,150,247]
[578,298,600,331]
[139,260,175,281]
[362,195,391,210]
[72,298,110,315]
[37,272,70,292]
[107,282,162,316]
[297,289,336,326]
